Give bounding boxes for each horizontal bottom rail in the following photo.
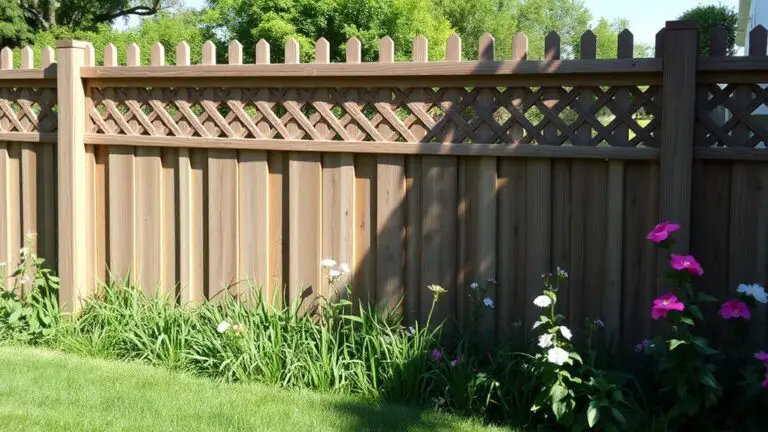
[83,134,660,160]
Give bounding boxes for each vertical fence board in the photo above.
[268,152,286,304]
[622,162,659,346]
[420,156,458,327]
[375,155,405,313]
[550,160,571,316]
[525,159,551,330]
[354,155,376,306]
[208,152,239,299]
[38,141,56,270]
[497,160,528,342]
[322,154,355,298]
[603,161,624,339]
[728,162,768,345]
[20,143,37,294]
[136,146,164,294]
[289,153,322,310]
[239,151,269,298]
[404,156,422,324]
[108,147,135,279]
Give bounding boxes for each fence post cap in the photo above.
[56,40,91,49]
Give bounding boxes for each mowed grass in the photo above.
[0,346,504,432]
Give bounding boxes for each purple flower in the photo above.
[449,355,462,367]
[430,349,442,362]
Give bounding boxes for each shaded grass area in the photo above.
[0,346,504,432]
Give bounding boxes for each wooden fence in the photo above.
[1,20,767,345]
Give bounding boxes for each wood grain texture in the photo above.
[56,45,88,313]
[288,152,322,311]
[268,152,287,304]
[496,159,528,342]
[354,155,376,307]
[135,147,164,294]
[404,155,421,325]
[84,135,660,159]
[207,150,239,299]
[107,146,135,279]
[321,153,355,299]
[728,162,768,346]
[375,154,405,313]
[420,156,458,328]
[239,150,269,299]
[525,159,551,330]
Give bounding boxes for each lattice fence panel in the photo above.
[695,83,768,148]
[88,86,661,147]
[0,88,58,133]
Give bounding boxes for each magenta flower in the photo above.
[647,221,680,244]
[651,292,685,320]
[755,351,768,363]
[719,299,752,320]
[670,254,704,276]
[430,349,442,362]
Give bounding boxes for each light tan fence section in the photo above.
[2,21,768,345]
[0,46,58,292]
[75,29,667,342]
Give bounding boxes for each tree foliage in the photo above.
[679,4,738,56]
[0,1,33,47]
[15,12,205,67]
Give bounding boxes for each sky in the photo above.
[119,0,740,46]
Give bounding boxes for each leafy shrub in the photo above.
[0,234,60,343]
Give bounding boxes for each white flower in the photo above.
[18,276,31,285]
[560,326,572,340]
[338,263,351,274]
[737,283,768,304]
[483,297,495,308]
[533,295,552,308]
[470,282,480,291]
[407,326,416,335]
[547,347,569,365]
[487,277,497,284]
[19,246,29,258]
[538,333,553,348]
[216,320,231,334]
[328,269,342,279]
[321,259,337,268]
[593,319,604,328]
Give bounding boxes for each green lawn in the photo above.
[0,346,503,432]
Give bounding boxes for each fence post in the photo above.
[56,40,88,314]
[660,21,699,250]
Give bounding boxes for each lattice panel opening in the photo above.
[87,86,661,146]
[0,88,58,133]
[696,83,768,148]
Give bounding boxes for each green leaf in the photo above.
[679,316,695,326]
[689,305,704,321]
[568,352,583,364]
[699,373,719,389]
[696,292,719,303]
[612,389,624,403]
[340,315,364,323]
[669,339,687,350]
[550,384,568,402]
[552,400,567,420]
[532,320,545,330]
[611,407,626,424]
[8,307,22,324]
[692,336,718,355]
[587,401,600,427]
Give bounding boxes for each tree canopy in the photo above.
[2,0,644,64]
[679,4,738,56]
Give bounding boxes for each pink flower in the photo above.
[719,299,751,320]
[670,254,704,276]
[754,351,768,363]
[647,221,680,244]
[651,292,685,320]
[431,349,442,362]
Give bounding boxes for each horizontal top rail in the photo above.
[80,58,662,79]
